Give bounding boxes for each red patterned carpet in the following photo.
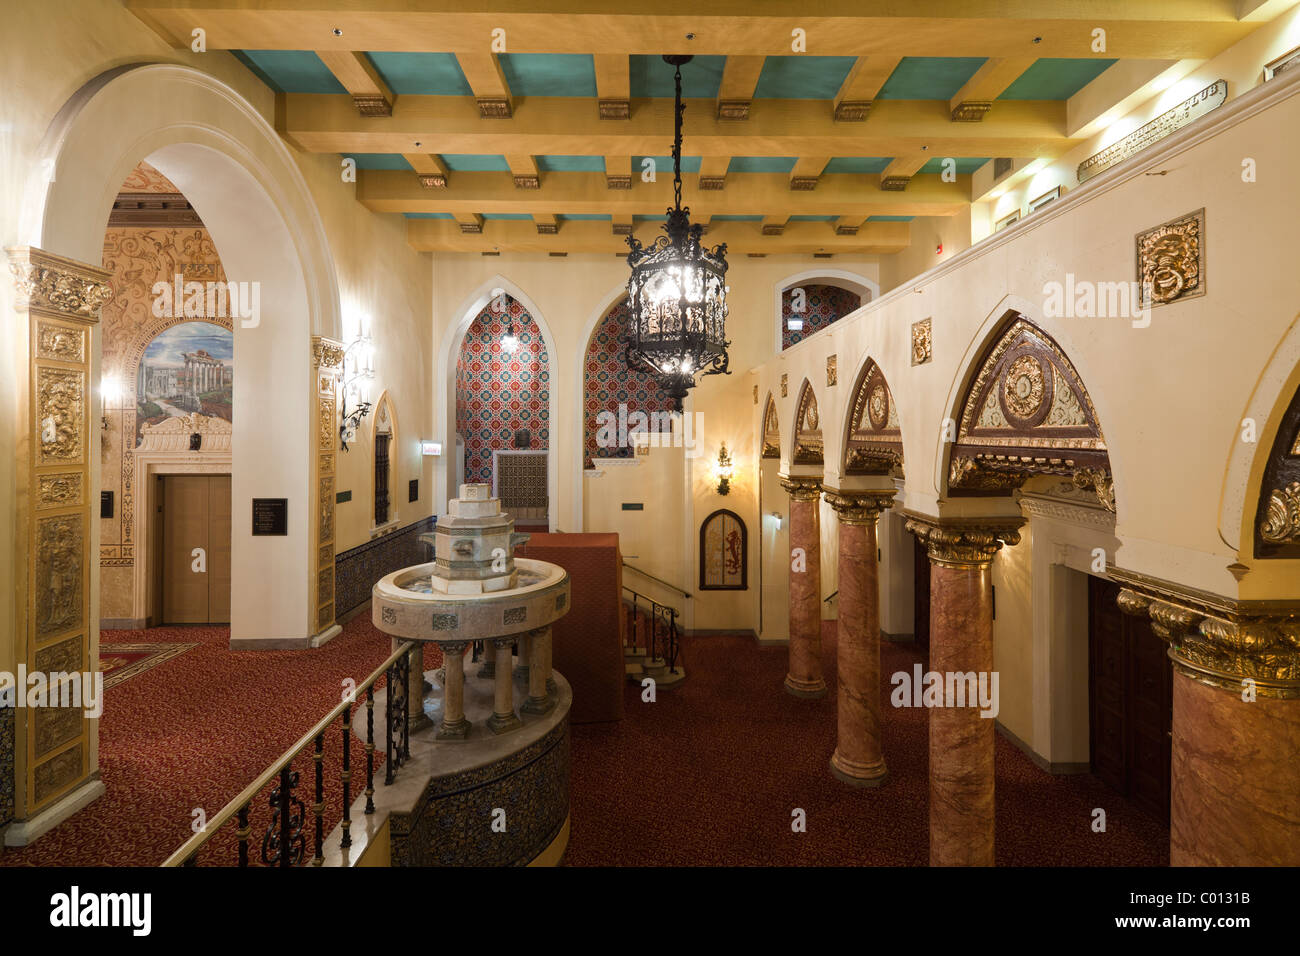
[2,617,1167,866]
[564,622,1170,866]
[0,616,408,867]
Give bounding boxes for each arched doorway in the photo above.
[454,291,551,528]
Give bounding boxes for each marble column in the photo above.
[905,515,1022,867]
[1116,582,1300,866]
[825,489,896,788]
[521,626,554,715]
[436,641,471,739]
[478,639,496,679]
[487,637,522,734]
[406,644,430,732]
[781,476,826,698]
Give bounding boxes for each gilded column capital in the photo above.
[779,476,823,501]
[1114,570,1300,699]
[903,513,1023,568]
[823,489,896,525]
[310,335,346,373]
[7,246,112,321]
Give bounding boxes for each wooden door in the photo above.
[913,537,930,653]
[161,475,232,625]
[1088,576,1172,823]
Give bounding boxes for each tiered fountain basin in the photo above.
[372,558,569,643]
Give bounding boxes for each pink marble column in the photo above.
[781,476,825,698]
[906,516,1021,867]
[826,490,895,787]
[1114,585,1300,866]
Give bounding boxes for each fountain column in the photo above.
[488,636,522,734]
[479,639,496,678]
[522,626,554,715]
[436,641,471,739]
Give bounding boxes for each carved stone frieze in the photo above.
[598,99,630,120]
[845,359,903,476]
[353,94,392,117]
[904,514,1024,569]
[833,100,871,121]
[792,380,822,466]
[1113,569,1300,698]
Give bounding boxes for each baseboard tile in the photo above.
[228,636,311,651]
[100,618,146,630]
[3,774,105,847]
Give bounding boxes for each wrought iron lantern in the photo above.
[624,54,730,411]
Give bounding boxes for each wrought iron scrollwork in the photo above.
[261,767,307,866]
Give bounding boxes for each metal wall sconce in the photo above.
[715,442,734,496]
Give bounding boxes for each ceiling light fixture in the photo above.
[624,54,730,411]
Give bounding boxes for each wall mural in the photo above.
[700,509,747,590]
[455,294,549,487]
[134,321,233,445]
[583,297,675,468]
[782,284,862,350]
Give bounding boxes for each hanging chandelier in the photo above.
[624,54,730,411]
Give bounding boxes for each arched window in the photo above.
[700,509,747,590]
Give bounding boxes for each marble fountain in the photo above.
[329,484,572,866]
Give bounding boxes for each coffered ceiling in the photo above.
[126,1,1284,255]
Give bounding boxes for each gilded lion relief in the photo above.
[1136,209,1205,308]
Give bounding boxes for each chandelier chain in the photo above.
[672,61,684,209]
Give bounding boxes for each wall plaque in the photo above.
[621,503,644,511]
[1077,80,1226,183]
[100,490,113,519]
[252,497,288,536]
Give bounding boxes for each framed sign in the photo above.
[252,497,288,536]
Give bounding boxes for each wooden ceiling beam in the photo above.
[716,55,766,120]
[832,55,901,121]
[283,95,1070,160]
[355,169,970,217]
[128,3,1260,60]
[948,57,1038,121]
[594,54,630,119]
[406,216,911,254]
[455,53,514,118]
[402,152,450,188]
[316,50,394,116]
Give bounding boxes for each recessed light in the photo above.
[1032,36,1041,44]
[685,33,696,40]
[332,27,343,37]
[414,141,422,147]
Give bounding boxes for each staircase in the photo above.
[622,590,687,689]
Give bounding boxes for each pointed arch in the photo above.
[1252,379,1300,558]
[792,378,823,467]
[371,390,398,527]
[761,392,781,459]
[945,312,1113,511]
[842,357,903,476]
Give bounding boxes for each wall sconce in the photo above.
[769,511,784,530]
[715,442,733,496]
[340,322,375,452]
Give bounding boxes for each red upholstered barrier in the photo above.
[515,533,625,724]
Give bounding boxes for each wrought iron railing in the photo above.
[623,587,682,675]
[162,640,417,867]
[622,562,691,599]
[824,590,838,603]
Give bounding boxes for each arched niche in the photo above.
[761,393,781,460]
[791,379,824,469]
[946,313,1113,511]
[581,294,674,469]
[842,358,903,477]
[773,269,878,354]
[1252,380,1300,558]
[700,509,748,590]
[372,391,398,527]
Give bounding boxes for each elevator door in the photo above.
[161,475,232,624]
[1088,576,1172,823]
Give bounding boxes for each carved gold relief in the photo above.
[1260,481,1300,544]
[911,319,932,366]
[36,323,85,363]
[38,473,83,509]
[1115,572,1300,698]
[37,367,85,465]
[311,338,345,371]
[10,258,112,318]
[35,515,83,639]
[33,744,84,805]
[34,705,84,759]
[319,397,336,450]
[34,635,84,674]
[826,354,837,387]
[793,382,823,465]
[905,514,1023,568]
[319,476,335,544]
[780,373,788,398]
[779,476,822,500]
[1002,355,1046,420]
[762,399,781,459]
[1136,209,1205,307]
[823,489,895,525]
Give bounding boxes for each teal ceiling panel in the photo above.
[753,56,857,99]
[536,155,606,172]
[342,153,414,171]
[998,58,1118,100]
[727,156,798,173]
[498,53,597,96]
[234,50,345,94]
[876,57,987,100]
[634,155,702,174]
[824,157,892,174]
[367,52,471,95]
[630,55,726,98]
[441,154,512,171]
[918,156,989,174]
